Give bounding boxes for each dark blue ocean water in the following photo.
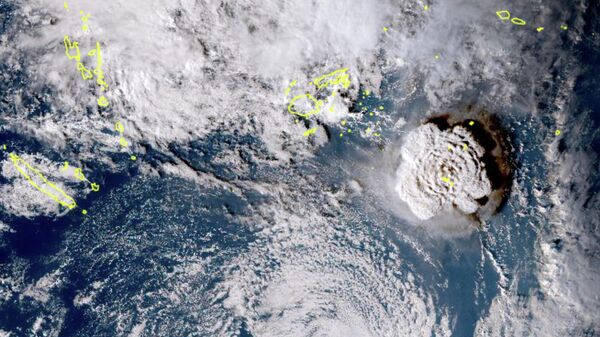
[0,78,574,337]
[1,1,599,336]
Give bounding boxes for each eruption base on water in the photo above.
[395,113,511,222]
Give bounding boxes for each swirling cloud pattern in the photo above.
[395,123,491,220]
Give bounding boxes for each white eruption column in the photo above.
[395,123,492,220]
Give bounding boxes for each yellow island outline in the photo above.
[312,68,350,90]
[9,152,77,209]
[287,93,323,118]
[441,176,455,187]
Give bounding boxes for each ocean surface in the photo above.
[1,0,599,336]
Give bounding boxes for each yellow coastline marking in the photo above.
[469,121,475,126]
[65,36,110,106]
[555,129,561,136]
[285,67,351,136]
[130,155,137,161]
[64,36,81,61]
[74,168,86,181]
[284,80,297,96]
[424,5,429,11]
[63,163,99,191]
[80,11,91,32]
[88,42,109,91]
[303,127,317,137]
[8,152,77,209]
[434,53,440,60]
[115,121,124,134]
[97,96,109,107]
[496,10,511,21]
[383,27,389,32]
[463,144,468,150]
[82,209,88,215]
[560,24,568,30]
[312,68,350,90]
[537,27,544,32]
[90,182,100,192]
[115,121,128,148]
[287,93,323,118]
[63,2,69,11]
[511,17,526,26]
[119,137,128,147]
[77,62,94,80]
[441,176,454,187]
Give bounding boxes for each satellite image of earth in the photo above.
[0,0,599,336]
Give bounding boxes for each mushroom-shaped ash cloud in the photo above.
[395,123,492,220]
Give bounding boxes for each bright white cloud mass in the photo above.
[395,123,492,220]
[0,0,598,336]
